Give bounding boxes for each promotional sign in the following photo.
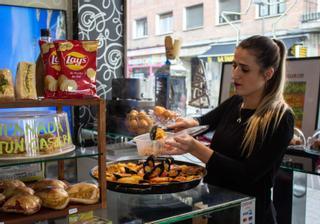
[240,199,255,224]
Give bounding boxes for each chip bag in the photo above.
[54,40,98,98]
[39,41,61,98]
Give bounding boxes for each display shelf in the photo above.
[0,97,107,223]
[0,147,100,168]
[0,204,101,224]
[0,98,102,108]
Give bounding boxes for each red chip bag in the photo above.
[39,41,61,98]
[54,40,98,98]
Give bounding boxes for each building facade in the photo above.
[126,0,320,112]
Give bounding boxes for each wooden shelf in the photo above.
[0,203,101,224]
[0,97,107,223]
[0,97,102,108]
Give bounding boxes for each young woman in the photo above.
[164,35,294,224]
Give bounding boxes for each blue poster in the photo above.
[0,5,69,115]
[0,5,66,79]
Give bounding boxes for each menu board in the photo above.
[220,58,320,138]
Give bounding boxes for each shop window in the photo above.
[259,0,286,17]
[157,12,173,35]
[218,0,241,24]
[134,17,148,38]
[185,4,203,30]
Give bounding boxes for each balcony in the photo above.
[301,11,320,23]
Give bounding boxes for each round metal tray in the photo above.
[90,158,206,194]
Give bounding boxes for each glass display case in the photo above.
[47,183,255,224]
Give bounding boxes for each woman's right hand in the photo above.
[167,117,199,132]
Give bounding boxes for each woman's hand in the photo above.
[168,117,199,132]
[163,134,214,163]
[164,134,197,155]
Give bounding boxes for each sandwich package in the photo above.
[15,62,37,99]
[0,69,15,100]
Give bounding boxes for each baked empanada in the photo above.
[31,179,68,191]
[35,187,69,210]
[2,194,41,215]
[0,179,26,190]
[67,183,99,204]
[0,193,5,205]
[2,186,34,198]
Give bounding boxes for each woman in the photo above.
[164,35,294,224]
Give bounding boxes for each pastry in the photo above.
[2,194,41,215]
[0,193,5,205]
[67,183,99,204]
[15,62,37,99]
[0,179,26,191]
[31,179,68,191]
[35,187,69,210]
[2,186,34,199]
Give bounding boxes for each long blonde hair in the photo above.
[238,36,291,157]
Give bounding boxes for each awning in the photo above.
[198,35,308,62]
[198,43,236,59]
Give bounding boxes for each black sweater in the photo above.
[197,95,294,224]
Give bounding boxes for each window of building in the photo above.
[157,12,173,35]
[218,0,241,24]
[134,17,148,38]
[185,4,203,30]
[259,0,286,17]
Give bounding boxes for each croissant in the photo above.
[31,179,68,191]
[2,194,41,215]
[35,187,69,210]
[67,183,99,204]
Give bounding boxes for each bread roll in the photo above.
[35,187,69,210]
[67,183,99,204]
[31,179,68,191]
[15,62,37,99]
[2,194,41,215]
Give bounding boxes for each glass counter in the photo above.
[48,183,254,224]
[274,148,320,224]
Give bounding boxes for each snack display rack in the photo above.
[0,98,106,224]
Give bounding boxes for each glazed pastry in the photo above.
[35,187,69,210]
[2,194,41,215]
[31,179,68,191]
[0,179,26,191]
[67,183,99,204]
[2,186,34,199]
[15,62,37,99]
